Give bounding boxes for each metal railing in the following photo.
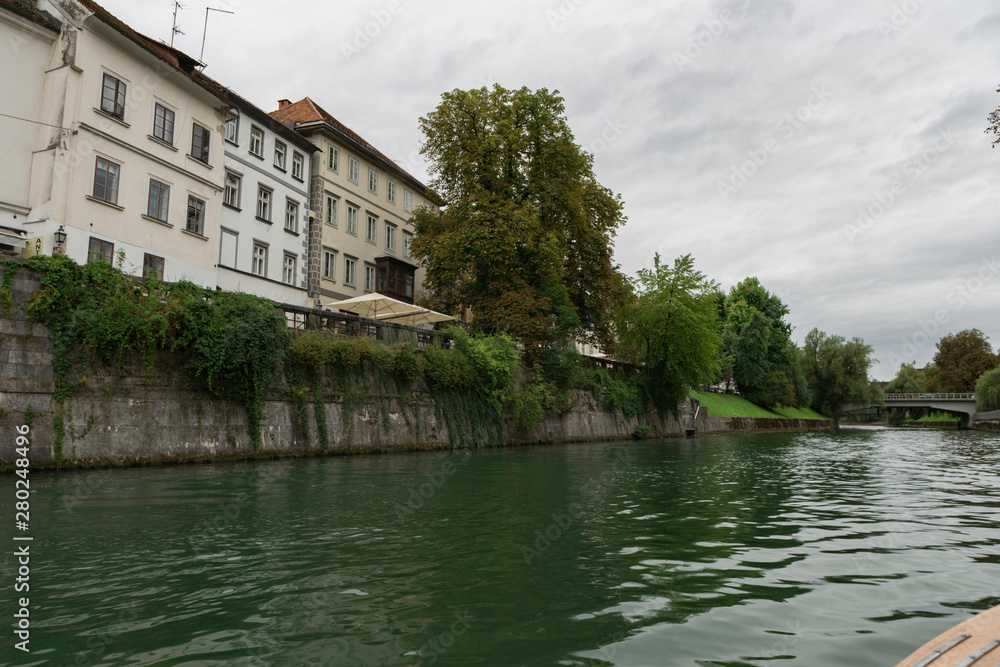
[279,302,452,348]
[883,393,976,400]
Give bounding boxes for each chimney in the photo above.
[278,99,291,109]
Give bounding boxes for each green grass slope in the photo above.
[688,390,828,420]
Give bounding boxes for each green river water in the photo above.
[2,426,1000,666]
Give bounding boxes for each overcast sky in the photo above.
[100,0,1000,379]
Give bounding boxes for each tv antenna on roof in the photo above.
[170,0,186,48]
[200,6,235,63]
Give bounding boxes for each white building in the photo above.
[5,0,228,285]
[217,93,318,306]
[0,0,59,253]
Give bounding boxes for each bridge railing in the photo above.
[883,393,975,400]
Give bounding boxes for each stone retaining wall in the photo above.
[0,265,831,468]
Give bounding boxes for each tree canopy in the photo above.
[616,254,721,413]
[411,85,628,351]
[718,277,795,407]
[928,329,997,392]
[801,328,878,425]
[885,362,926,394]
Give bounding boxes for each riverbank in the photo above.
[0,265,831,470]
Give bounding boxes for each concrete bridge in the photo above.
[845,393,979,427]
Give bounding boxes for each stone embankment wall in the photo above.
[0,267,830,468]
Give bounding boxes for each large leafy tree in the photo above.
[720,278,794,407]
[616,254,721,413]
[929,329,997,392]
[801,328,878,426]
[411,85,628,351]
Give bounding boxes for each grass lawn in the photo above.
[910,411,961,423]
[772,405,828,420]
[688,390,829,420]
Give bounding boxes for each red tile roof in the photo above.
[270,97,439,202]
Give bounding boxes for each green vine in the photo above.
[0,261,19,315]
[312,370,328,449]
[21,255,286,448]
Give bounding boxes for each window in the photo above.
[348,157,359,183]
[101,73,126,119]
[404,190,413,213]
[364,264,376,292]
[152,103,175,144]
[143,253,164,281]
[257,186,272,221]
[324,193,338,226]
[191,123,210,163]
[291,152,304,180]
[366,214,377,244]
[252,242,267,276]
[385,224,395,252]
[88,237,114,264]
[220,229,238,267]
[186,195,206,235]
[403,231,413,258]
[223,171,241,209]
[274,141,286,170]
[323,248,336,280]
[368,168,378,194]
[328,146,339,172]
[225,111,239,144]
[146,179,170,222]
[285,199,298,233]
[387,180,396,205]
[283,252,296,285]
[249,126,264,157]
[346,205,358,235]
[92,156,120,205]
[344,257,356,286]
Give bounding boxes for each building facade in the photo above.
[217,94,318,305]
[12,0,233,286]
[0,0,58,253]
[269,98,440,308]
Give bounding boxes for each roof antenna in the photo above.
[170,0,186,48]
[200,7,235,64]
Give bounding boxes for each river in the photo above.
[2,426,999,666]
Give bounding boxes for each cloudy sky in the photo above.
[100,0,1000,379]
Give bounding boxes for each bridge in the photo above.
[845,393,979,427]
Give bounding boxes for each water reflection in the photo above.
[1,427,998,665]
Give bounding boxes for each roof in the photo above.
[0,0,59,31]
[77,0,229,104]
[269,97,442,205]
